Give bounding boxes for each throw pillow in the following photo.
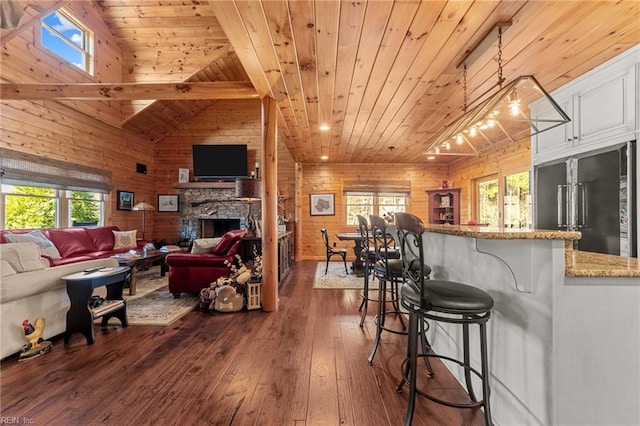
[4,230,61,259]
[0,242,47,272]
[113,230,137,250]
[190,237,222,254]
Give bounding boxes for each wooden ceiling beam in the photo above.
[0,82,259,100]
[209,0,274,99]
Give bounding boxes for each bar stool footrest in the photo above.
[373,311,408,335]
[397,354,485,409]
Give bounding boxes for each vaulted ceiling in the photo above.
[2,1,640,164]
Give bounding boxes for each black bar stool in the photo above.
[367,214,407,363]
[394,212,494,426]
[356,214,377,327]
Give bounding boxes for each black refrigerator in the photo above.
[534,141,637,257]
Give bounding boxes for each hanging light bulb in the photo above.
[508,89,520,116]
[435,147,440,154]
[445,142,451,150]
[469,126,478,137]
[456,134,463,144]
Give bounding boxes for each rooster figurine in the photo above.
[19,317,53,362]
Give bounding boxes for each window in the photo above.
[69,191,102,226]
[0,149,111,229]
[477,176,499,227]
[1,185,104,229]
[474,170,531,228]
[504,171,530,228]
[3,186,57,229]
[41,8,93,73]
[345,192,407,225]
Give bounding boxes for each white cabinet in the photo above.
[532,95,573,159]
[532,46,639,165]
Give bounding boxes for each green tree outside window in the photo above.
[4,186,56,229]
[70,191,100,226]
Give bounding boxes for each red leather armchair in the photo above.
[166,229,246,297]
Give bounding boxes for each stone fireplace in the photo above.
[199,218,241,238]
[177,184,251,240]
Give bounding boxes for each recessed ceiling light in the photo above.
[427,155,435,160]
[320,155,329,161]
[319,124,330,131]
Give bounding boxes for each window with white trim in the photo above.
[1,185,105,229]
[0,148,112,229]
[345,192,407,225]
[41,8,93,74]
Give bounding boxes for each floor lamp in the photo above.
[235,177,262,238]
[132,201,155,240]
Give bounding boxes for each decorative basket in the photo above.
[214,285,244,312]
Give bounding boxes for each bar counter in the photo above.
[417,225,640,425]
[422,224,640,277]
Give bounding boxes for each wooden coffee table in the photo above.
[113,251,168,295]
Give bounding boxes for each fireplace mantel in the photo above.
[172,182,235,189]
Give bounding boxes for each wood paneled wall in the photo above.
[448,138,531,222]
[0,98,156,234]
[298,139,531,260]
[1,1,125,128]
[0,2,156,236]
[299,163,448,260]
[152,99,296,243]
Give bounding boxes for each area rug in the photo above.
[126,266,168,301]
[313,262,376,290]
[125,287,199,326]
[102,266,199,326]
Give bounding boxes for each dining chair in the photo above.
[320,229,348,275]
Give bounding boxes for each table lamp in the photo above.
[132,201,155,240]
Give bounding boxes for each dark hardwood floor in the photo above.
[0,261,485,425]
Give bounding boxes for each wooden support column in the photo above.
[295,162,303,261]
[261,96,278,311]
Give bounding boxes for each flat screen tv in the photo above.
[192,144,248,179]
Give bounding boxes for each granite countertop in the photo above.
[566,250,640,277]
[419,224,639,278]
[422,224,582,241]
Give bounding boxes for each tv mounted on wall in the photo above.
[192,144,248,180]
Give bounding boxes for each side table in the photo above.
[62,266,130,345]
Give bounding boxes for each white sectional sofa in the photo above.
[0,242,118,359]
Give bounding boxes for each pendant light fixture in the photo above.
[426,23,570,157]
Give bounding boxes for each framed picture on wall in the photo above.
[158,194,180,212]
[178,168,189,183]
[117,190,134,210]
[310,193,335,216]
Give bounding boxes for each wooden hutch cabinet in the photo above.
[426,188,460,225]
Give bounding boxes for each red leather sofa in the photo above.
[166,229,246,298]
[0,226,146,266]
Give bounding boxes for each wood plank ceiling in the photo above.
[3,1,640,165]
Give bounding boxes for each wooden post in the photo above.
[295,162,303,262]
[261,96,278,311]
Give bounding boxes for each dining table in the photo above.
[335,232,366,276]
